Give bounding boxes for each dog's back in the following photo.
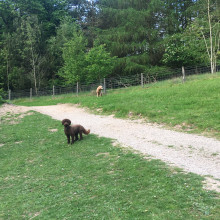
[72,124,90,135]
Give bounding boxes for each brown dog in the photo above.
[96,85,103,97]
[61,119,90,144]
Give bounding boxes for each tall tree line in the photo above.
[0,0,219,93]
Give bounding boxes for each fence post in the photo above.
[141,73,144,87]
[30,88,32,99]
[53,85,55,96]
[76,82,79,96]
[195,66,198,74]
[103,78,106,94]
[182,66,185,83]
[8,89,11,100]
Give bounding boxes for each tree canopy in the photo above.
[0,0,219,91]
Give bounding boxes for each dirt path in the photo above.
[1,103,220,192]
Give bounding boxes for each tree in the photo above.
[161,0,195,34]
[0,0,15,34]
[1,0,218,92]
[59,25,87,84]
[85,44,117,82]
[204,0,219,73]
[0,32,12,91]
[162,33,207,67]
[188,0,219,73]
[96,1,155,76]
[47,16,78,84]
[96,0,196,75]
[21,15,45,94]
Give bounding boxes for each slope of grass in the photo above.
[13,73,220,137]
[0,113,219,219]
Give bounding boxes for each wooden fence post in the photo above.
[53,85,55,96]
[76,82,79,96]
[182,66,185,83]
[8,89,11,100]
[195,66,198,74]
[103,78,106,94]
[141,73,144,87]
[30,88,32,99]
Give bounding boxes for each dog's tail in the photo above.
[83,128,90,135]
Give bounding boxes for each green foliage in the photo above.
[20,15,47,94]
[0,0,69,91]
[113,54,150,76]
[184,0,220,71]
[59,25,87,84]
[0,0,219,91]
[60,38,118,84]
[162,33,208,67]
[144,66,174,80]
[0,88,5,104]
[97,0,196,70]
[85,44,117,81]
[97,6,155,63]
[0,63,6,103]
[0,113,219,219]
[47,17,80,85]
[0,32,12,91]
[124,61,146,75]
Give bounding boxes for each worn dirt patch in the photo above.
[0,104,34,125]
[48,129,58,132]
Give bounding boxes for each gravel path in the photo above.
[1,103,220,191]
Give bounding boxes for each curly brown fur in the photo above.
[61,119,90,144]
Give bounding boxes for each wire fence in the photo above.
[3,65,220,100]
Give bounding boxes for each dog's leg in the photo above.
[71,134,74,144]
[67,134,70,144]
[75,133,79,141]
[79,131,83,140]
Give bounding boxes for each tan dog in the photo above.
[96,85,103,97]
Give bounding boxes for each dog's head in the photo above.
[62,119,71,127]
[97,85,103,91]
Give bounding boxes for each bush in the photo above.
[144,66,175,82]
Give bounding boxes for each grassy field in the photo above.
[0,112,219,219]
[13,73,220,138]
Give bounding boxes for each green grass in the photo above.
[13,73,220,138]
[0,112,220,219]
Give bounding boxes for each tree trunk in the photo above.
[30,42,38,95]
[6,58,10,91]
[207,0,214,73]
